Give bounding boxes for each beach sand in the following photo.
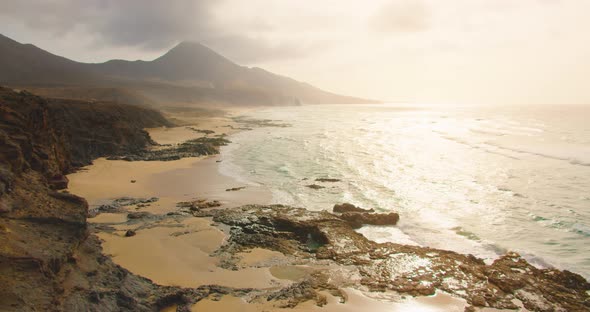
[67,113,275,289]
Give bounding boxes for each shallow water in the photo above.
[219,103,590,279]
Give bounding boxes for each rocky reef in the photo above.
[107,136,230,161]
[191,205,590,311]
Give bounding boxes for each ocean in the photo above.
[219,103,590,279]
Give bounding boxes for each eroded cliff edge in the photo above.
[0,88,199,311]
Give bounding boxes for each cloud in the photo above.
[91,0,216,50]
[1,0,215,49]
[0,0,308,63]
[371,0,431,34]
[201,34,313,64]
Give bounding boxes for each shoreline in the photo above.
[65,109,590,311]
[67,111,455,310]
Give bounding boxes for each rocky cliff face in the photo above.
[0,88,189,311]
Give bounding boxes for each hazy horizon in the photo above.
[3,0,590,105]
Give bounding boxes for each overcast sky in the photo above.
[2,0,589,104]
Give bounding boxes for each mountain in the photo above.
[0,34,101,86]
[87,42,239,83]
[0,34,377,107]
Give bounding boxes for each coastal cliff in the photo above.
[0,88,191,311]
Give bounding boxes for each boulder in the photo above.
[339,212,399,229]
[333,203,374,213]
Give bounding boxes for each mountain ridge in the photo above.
[0,34,378,106]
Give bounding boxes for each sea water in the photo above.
[219,103,590,279]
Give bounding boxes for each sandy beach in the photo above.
[67,113,279,290]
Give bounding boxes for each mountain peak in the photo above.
[173,41,206,49]
[158,41,232,64]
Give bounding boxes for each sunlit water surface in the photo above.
[219,104,590,278]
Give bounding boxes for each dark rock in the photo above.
[130,180,136,183]
[186,127,214,135]
[306,184,325,190]
[110,137,230,162]
[339,212,399,229]
[124,230,136,237]
[198,204,590,311]
[333,203,374,213]
[315,178,341,183]
[127,212,151,220]
[226,187,246,192]
[89,197,159,217]
[232,117,291,128]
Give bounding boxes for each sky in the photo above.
[2,0,590,105]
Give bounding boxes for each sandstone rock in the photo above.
[333,203,374,213]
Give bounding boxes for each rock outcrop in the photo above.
[333,203,374,213]
[108,136,230,161]
[195,205,590,311]
[338,212,400,229]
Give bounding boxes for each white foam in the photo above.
[356,225,420,246]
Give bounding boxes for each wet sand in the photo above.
[97,217,286,289]
[68,156,270,212]
[191,288,471,312]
